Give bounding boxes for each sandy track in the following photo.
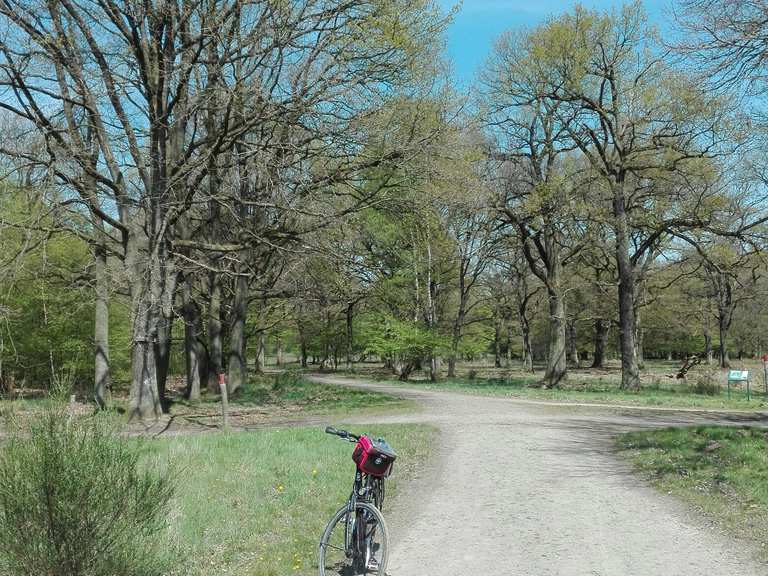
[309,375,768,576]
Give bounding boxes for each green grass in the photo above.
[617,426,768,555]
[347,371,768,411]
[0,373,413,425]
[173,372,413,418]
[153,423,433,576]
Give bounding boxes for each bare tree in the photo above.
[0,0,447,418]
[674,0,768,93]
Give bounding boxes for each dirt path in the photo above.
[309,375,768,576]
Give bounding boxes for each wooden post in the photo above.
[762,354,768,397]
[764,361,768,397]
[218,373,229,431]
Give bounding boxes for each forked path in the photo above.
[309,375,768,576]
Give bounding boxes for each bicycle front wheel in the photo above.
[318,502,389,576]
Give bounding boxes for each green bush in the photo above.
[272,371,305,392]
[361,315,449,380]
[692,368,721,396]
[0,409,175,576]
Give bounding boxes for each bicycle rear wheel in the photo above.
[318,502,388,576]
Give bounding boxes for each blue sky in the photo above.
[438,0,673,85]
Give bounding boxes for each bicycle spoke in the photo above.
[320,433,394,576]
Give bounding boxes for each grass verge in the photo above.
[174,372,414,418]
[616,426,768,557]
[157,423,433,576]
[0,373,414,429]
[343,372,768,411]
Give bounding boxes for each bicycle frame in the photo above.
[343,470,385,559]
[322,426,391,571]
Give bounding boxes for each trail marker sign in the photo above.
[727,370,750,400]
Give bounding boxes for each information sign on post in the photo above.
[727,370,750,400]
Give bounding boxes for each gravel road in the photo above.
[309,375,768,576]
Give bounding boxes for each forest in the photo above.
[0,0,767,421]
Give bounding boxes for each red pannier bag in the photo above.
[352,436,397,477]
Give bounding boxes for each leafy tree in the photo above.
[520,3,732,388]
[0,186,107,394]
[482,28,591,387]
[361,316,448,381]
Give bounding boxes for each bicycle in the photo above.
[318,426,397,576]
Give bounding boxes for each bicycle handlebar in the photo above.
[325,426,360,441]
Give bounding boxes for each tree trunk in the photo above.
[254,294,267,374]
[505,317,513,368]
[399,360,414,381]
[93,244,110,409]
[130,339,161,420]
[320,308,331,370]
[297,315,308,368]
[447,275,468,378]
[704,329,713,365]
[207,273,223,393]
[493,315,502,368]
[183,279,204,402]
[717,281,733,369]
[128,297,162,421]
[127,230,167,421]
[447,355,457,378]
[153,262,177,412]
[636,327,645,370]
[567,319,579,366]
[719,314,731,369]
[346,303,354,370]
[520,312,533,372]
[276,334,284,367]
[255,331,266,374]
[591,319,608,369]
[227,274,249,393]
[612,180,641,390]
[447,317,462,378]
[429,357,439,382]
[425,238,440,382]
[634,310,645,370]
[543,289,567,387]
[155,312,173,412]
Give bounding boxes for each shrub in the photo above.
[361,315,449,381]
[692,368,721,396]
[0,409,175,576]
[272,371,305,392]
